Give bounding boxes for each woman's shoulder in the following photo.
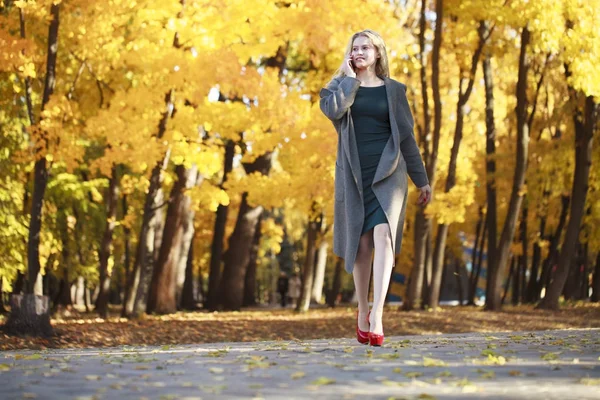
[385,77,407,92]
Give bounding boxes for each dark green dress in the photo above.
[350,85,392,235]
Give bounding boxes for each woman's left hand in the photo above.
[417,184,432,206]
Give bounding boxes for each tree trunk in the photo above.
[405,210,428,310]
[454,257,464,306]
[327,257,344,307]
[197,260,206,305]
[9,4,60,336]
[311,240,328,304]
[122,90,174,318]
[0,278,5,314]
[175,170,198,308]
[54,212,72,312]
[564,241,584,301]
[486,26,531,311]
[538,195,569,298]
[13,273,25,295]
[218,193,263,311]
[502,256,516,305]
[519,199,529,304]
[581,242,589,300]
[123,153,169,317]
[243,216,263,307]
[297,217,320,312]
[180,231,197,310]
[83,279,90,313]
[526,207,546,303]
[147,164,196,314]
[4,295,53,336]
[481,20,499,310]
[421,227,433,309]
[404,0,441,312]
[206,140,235,310]
[96,165,119,318]
[591,252,600,302]
[428,22,486,309]
[429,223,449,309]
[512,252,521,305]
[469,218,487,305]
[538,95,596,309]
[24,2,59,293]
[467,208,484,303]
[121,195,132,309]
[217,152,272,311]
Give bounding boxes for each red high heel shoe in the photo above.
[368,332,384,346]
[356,311,369,345]
[368,311,384,346]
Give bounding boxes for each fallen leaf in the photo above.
[310,377,335,386]
[291,371,305,379]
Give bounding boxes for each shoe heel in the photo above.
[368,332,384,347]
[356,311,369,345]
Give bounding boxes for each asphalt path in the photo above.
[1,328,599,399]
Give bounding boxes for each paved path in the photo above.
[1,328,599,399]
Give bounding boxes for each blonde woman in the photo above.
[319,30,431,346]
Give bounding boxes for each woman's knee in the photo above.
[373,224,392,246]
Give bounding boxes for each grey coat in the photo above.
[319,75,429,273]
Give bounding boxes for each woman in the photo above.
[319,30,432,346]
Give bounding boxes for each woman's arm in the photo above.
[398,85,429,189]
[319,76,361,121]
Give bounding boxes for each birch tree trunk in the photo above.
[311,240,328,304]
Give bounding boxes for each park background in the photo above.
[0,0,599,347]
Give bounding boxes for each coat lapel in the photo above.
[372,77,401,185]
[343,104,363,196]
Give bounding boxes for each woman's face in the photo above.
[350,36,379,71]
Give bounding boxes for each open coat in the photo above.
[319,75,429,273]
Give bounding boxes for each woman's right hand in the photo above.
[340,55,357,78]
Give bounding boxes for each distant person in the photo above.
[277,272,289,307]
[288,273,301,308]
[319,30,431,346]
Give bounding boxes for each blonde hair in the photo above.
[332,29,390,79]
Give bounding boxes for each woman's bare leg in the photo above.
[353,230,373,332]
[370,223,394,335]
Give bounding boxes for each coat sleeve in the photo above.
[398,84,429,188]
[319,76,361,121]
